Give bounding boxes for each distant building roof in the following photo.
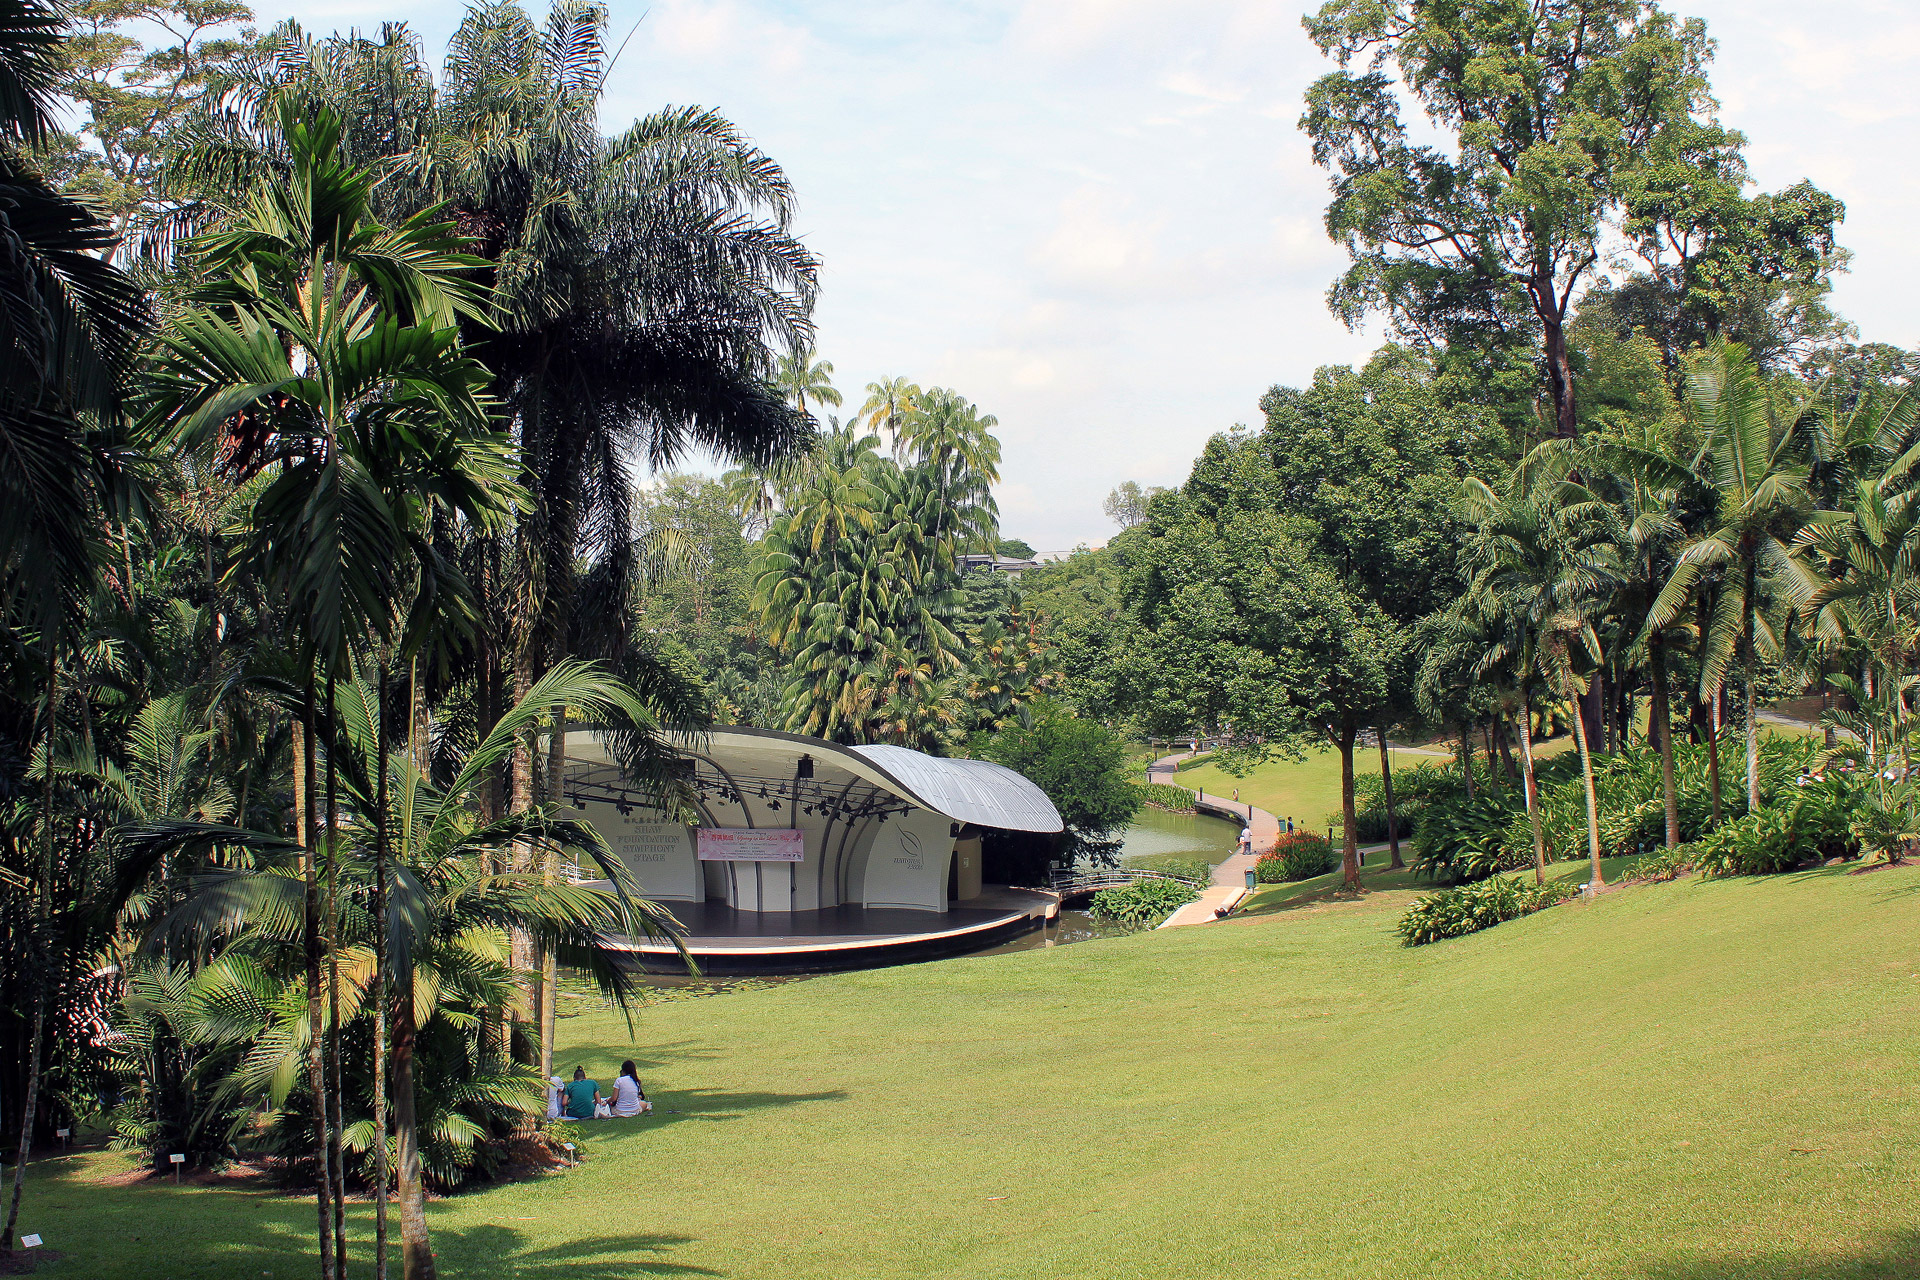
[957,553,1038,574]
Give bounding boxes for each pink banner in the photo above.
[696,828,804,862]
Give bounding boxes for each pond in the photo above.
[1116,805,1244,869]
[971,806,1244,959]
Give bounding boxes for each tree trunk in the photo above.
[540,710,565,1081]
[374,667,392,1280]
[394,972,435,1280]
[1580,663,1605,757]
[302,683,335,1280]
[1376,726,1402,869]
[324,675,347,1278]
[1517,686,1547,886]
[1458,721,1475,800]
[1651,642,1679,849]
[1537,274,1580,440]
[1743,558,1760,813]
[1338,716,1361,890]
[1705,687,1724,827]
[1570,689,1604,889]
[3,654,59,1259]
[509,638,537,1066]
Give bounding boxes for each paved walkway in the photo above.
[1144,750,1410,927]
[1144,750,1274,927]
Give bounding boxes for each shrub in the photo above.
[1255,832,1337,883]
[1125,854,1211,883]
[1136,781,1196,813]
[1624,844,1695,883]
[1395,876,1579,946]
[1089,877,1197,926]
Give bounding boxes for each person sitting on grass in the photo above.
[562,1066,601,1121]
[610,1060,651,1117]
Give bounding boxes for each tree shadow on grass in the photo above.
[581,1087,849,1134]
[552,1038,727,1072]
[432,1224,726,1278]
[1633,1228,1920,1279]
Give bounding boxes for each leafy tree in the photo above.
[1302,0,1721,439]
[1118,430,1398,888]
[49,0,258,252]
[976,698,1141,864]
[141,101,514,1279]
[1103,480,1164,529]
[995,537,1035,559]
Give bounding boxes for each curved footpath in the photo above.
[1144,749,1403,927]
[1145,751,1272,928]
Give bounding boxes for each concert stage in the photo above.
[607,886,1059,975]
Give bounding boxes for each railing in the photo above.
[1050,866,1209,898]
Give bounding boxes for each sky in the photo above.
[250,0,1920,555]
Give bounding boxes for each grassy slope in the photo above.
[27,865,1920,1279]
[1176,746,1451,829]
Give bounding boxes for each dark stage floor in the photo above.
[606,886,1057,973]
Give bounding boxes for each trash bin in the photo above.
[1244,867,1257,892]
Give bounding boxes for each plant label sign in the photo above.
[169,1153,186,1164]
[20,1234,42,1248]
[697,828,803,862]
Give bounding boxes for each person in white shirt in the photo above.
[1239,825,1252,856]
[545,1075,564,1121]
[610,1060,651,1117]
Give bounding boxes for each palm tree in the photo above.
[1464,465,1623,887]
[859,376,921,459]
[163,4,816,1076]
[1649,343,1815,815]
[142,101,517,1280]
[114,659,683,1280]
[1,0,147,1255]
[776,347,841,417]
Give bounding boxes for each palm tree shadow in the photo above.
[433,1224,725,1277]
[1634,1229,1920,1279]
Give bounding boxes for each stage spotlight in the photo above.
[572,797,586,811]
[616,801,632,817]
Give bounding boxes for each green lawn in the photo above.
[1176,745,1452,829]
[23,863,1920,1278]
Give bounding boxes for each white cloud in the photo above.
[244,0,1920,551]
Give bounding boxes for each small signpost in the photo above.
[20,1234,42,1249]
[169,1152,186,1183]
[55,1128,69,1149]
[561,1141,576,1168]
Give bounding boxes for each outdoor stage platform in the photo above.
[609,886,1059,975]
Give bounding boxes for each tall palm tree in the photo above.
[1,0,148,1256]
[142,101,517,1280]
[115,659,683,1280]
[1464,465,1623,887]
[775,347,841,417]
[1649,343,1815,814]
[859,376,921,459]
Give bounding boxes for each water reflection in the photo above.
[1118,806,1243,866]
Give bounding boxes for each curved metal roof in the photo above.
[849,744,1064,834]
[563,725,1064,834]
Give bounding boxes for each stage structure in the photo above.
[560,727,1065,972]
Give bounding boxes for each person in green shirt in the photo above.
[562,1066,601,1120]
